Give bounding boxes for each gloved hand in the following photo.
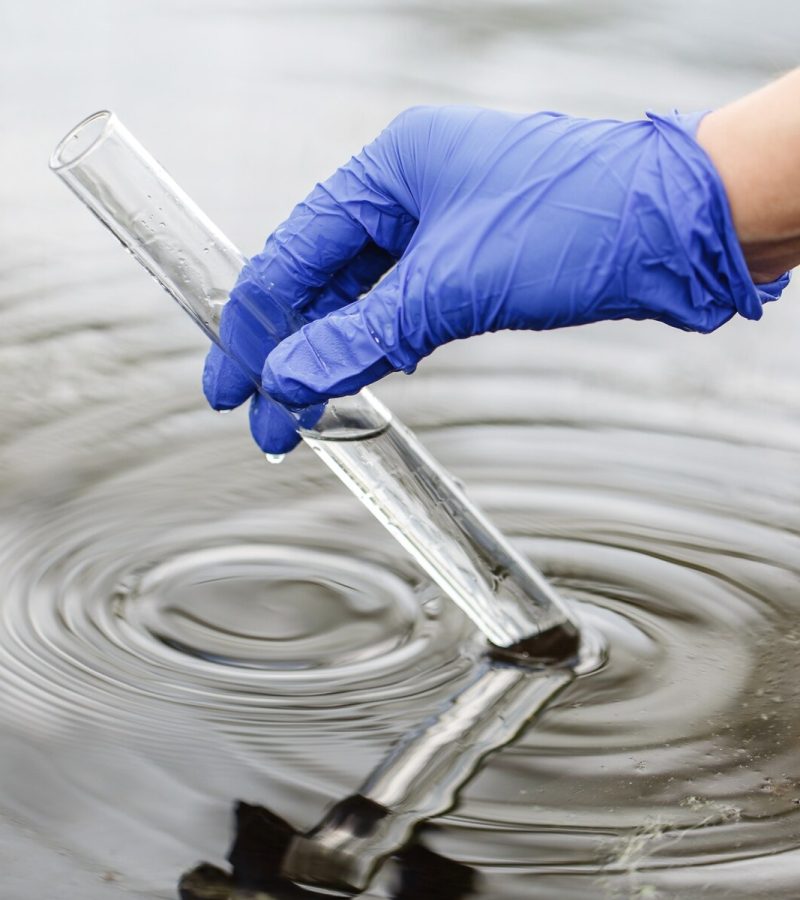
[203,105,789,453]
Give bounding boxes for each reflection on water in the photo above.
[3,0,800,897]
[4,369,800,897]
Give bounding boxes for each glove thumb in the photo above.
[261,265,418,408]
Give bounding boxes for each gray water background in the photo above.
[3,1,800,897]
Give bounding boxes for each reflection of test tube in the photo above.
[50,111,579,659]
[282,664,571,893]
[281,630,603,893]
[177,622,604,897]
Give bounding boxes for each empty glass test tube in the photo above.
[50,111,580,660]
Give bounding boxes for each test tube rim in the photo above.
[49,110,115,173]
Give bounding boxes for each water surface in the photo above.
[2,1,800,897]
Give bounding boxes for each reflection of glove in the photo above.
[203,106,789,453]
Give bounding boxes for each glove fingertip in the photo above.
[248,393,302,455]
[203,345,255,410]
[262,306,397,408]
[261,351,312,408]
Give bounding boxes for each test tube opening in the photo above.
[49,110,114,172]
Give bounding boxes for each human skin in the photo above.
[697,68,800,282]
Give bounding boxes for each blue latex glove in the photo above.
[203,106,789,453]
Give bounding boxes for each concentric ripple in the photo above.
[118,544,426,673]
[2,367,800,897]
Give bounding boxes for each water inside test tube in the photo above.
[301,419,576,655]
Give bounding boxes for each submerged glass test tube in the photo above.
[50,111,579,659]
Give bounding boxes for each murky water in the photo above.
[3,1,800,898]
